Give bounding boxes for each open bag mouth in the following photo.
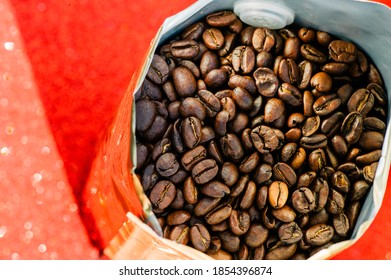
[83,0,391,260]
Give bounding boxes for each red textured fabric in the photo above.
[3,0,391,259]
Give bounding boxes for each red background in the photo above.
[1,0,391,259]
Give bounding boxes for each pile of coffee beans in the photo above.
[135,10,387,259]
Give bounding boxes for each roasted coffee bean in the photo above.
[347,89,374,116]
[208,236,222,253]
[292,188,316,214]
[219,33,237,57]
[290,147,307,170]
[331,171,350,193]
[265,242,297,260]
[141,163,159,192]
[358,131,384,151]
[262,206,277,229]
[287,113,305,128]
[326,189,345,214]
[201,181,230,198]
[220,98,236,123]
[305,224,334,246]
[167,210,191,225]
[232,46,255,74]
[136,143,149,170]
[255,185,268,210]
[313,94,341,116]
[268,181,289,209]
[168,101,181,120]
[150,180,176,210]
[264,98,285,123]
[363,162,378,183]
[200,126,215,143]
[171,39,200,59]
[194,197,221,217]
[285,127,301,142]
[341,112,363,144]
[206,11,237,27]
[308,149,326,173]
[283,37,300,60]
[179,97,206,121]
[317,31,333,46]
[240,181,257,209]
[180,146,207,172]
[220,133,244,162]
[302,115,320,136]
[271,205,296,223]
[220,162,239,186]
[298,27,315,43]
[171,119,185,153]
[310,72,332,93]
[278,58,299,84]
[253,67,279,97]
[190,223,211,252]
[300,44,327,64]
[183,177,198,204]
[172,66,197,98]
[136,99,157,132]
[297,171,317,188]
[236,243,249,260]
[156,152,179,177]
[356,150,382,166]
[203,28,225,50]
[229,210,251,236]
[231,113,250,133]
[346,147,361,162]
[232,87,253,111]
[220,230,241,253]
[367,83,386,105]
[205,68,228,89]
[333,213,350,237]
[200,51,219,77]
[363,117,386,133]
[230,174,250,198]
[251,125,279,153]
[278,83,302,107]
[350,180,370,202]
[205,203,233,225]
[281,142,297,162]
[245,223,269,248]
[147,55,169,84]
[181,117,202,149]
[273,162,297,187]
[253,164,273,185]
[300,133,328,149]
[228,74,257,94]
[321,111,345,137]
[214,110,230,136]
[207,249,233,260]
[182,22,205,41]
[278,222,303,244]
[349,50,368,77]
[169,224,190,245]
[252,27,275,52]
[337,162,361,182]
[140,78,164,101]
[192,159,219,184]
[151,138,171,162]
[298,61,313,90]
[238,151,260,173]
[321,62,349,76]
[329,40,357,63]
[208,140,224,164]
[312,177,330,212]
